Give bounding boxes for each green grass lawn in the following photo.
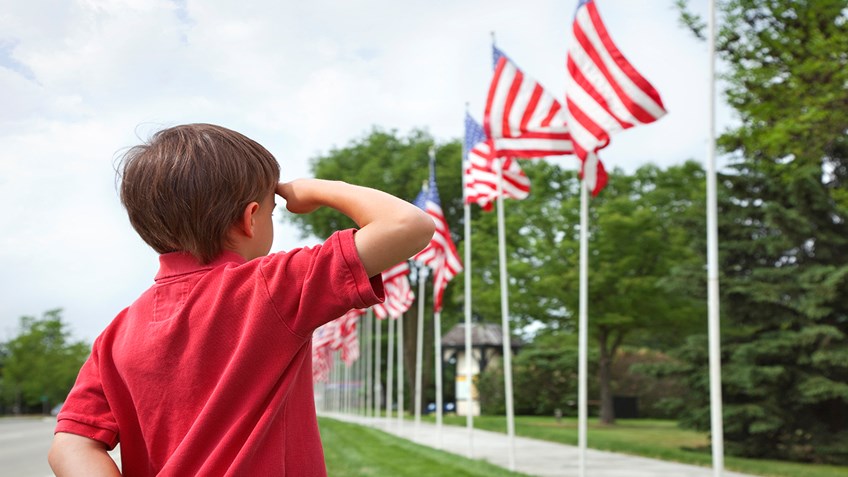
[319,416,531,477]
[422,415,847,477]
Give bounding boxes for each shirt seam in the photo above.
[259,261,308,341]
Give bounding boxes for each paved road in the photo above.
[324,412,759,477]
[0,417,121,477]
[0,417,56,477]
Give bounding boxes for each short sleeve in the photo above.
[55,341,119,449]
[260,229,384,337]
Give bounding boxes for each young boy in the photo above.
[48,123,435,477]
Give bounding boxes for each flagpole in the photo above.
[578,177,589,477]
[707,1,725,475]
[386,316,396,425]
[365,309,373,418]
[494,157,517,471]
[397,313,405,429]
[333,352,341,413]
[374,316,382,420]
[414,265,429,433]
[434,306,444,449]
[357,319,364,415]
[344,359,350,414]
[462,103,476,459]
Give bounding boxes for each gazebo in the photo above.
[441,322,524,416]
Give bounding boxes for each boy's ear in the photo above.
[236,201,261,239]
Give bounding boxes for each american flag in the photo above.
[464,113,530,211]
[373,261,415,319]
[413,154,463,312]
[337,309,363,366]
[311,308,364,381]
[566,0,666,194]
[484,46,574,158]
[311,324,335,382]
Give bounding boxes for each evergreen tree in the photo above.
[671,0,848,463]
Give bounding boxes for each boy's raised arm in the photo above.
[49,433,122,477]
[277,179,435,277]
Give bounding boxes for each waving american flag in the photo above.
[413,154,463,312]
[373,261,415,319]
[464,113,530,211]
[565,0,666,194]
[484,46,574,158]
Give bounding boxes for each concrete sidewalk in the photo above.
[323,413,757,477]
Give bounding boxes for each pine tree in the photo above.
[671,0,848,463]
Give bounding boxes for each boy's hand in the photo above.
[276,180,322,214]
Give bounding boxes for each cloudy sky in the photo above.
[0,0,724,342]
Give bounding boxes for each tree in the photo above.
[569,163,706,424]
[477,330,591,416]
[1,309,90,414]
[671,0,848,463]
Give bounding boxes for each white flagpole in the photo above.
[434,306,444,449]
[333,352,341,413]
[707,1,725,475]
[463,210,476,456]
[344,359,350,414]
[365,309,373,418]
[495,157,517,471]
[462,104,476,458]
[414,266,429,433]
[397,313,405,429]
[386,316,396,425]
[374,316,382,419]
[356,322,363,415]
[578,177,589,477]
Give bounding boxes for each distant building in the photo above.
[441,322,524,416]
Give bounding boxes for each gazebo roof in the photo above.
[441,322,524,349]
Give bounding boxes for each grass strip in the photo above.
[319,416,531,477]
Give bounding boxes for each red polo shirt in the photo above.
[56,229,383,476]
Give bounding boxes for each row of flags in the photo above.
[311,0,666,383]
[312,261,417,382]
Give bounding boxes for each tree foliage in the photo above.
[670,0,848,464]
[477,331,588,416]
[1,309,90,414]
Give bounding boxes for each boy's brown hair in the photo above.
[118,123,280,264]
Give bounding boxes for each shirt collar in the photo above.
[155,250,247,281]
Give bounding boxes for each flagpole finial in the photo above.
[490,31,497,46]
[428,146,436,161]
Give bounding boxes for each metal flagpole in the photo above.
[434,306,444,449]
[365,309,373,418]
[495,157,517,471]
[397,313,405,429]
[707,1,725,475]
[374,316,382,419]
[386,316,396,425]
[462,103,475,458]
[414,266,429,433]
[356,314,368,410]
[344,360,350,414]
[355,323,362,415]
[333,352,341,413]
[578,178,589,477]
